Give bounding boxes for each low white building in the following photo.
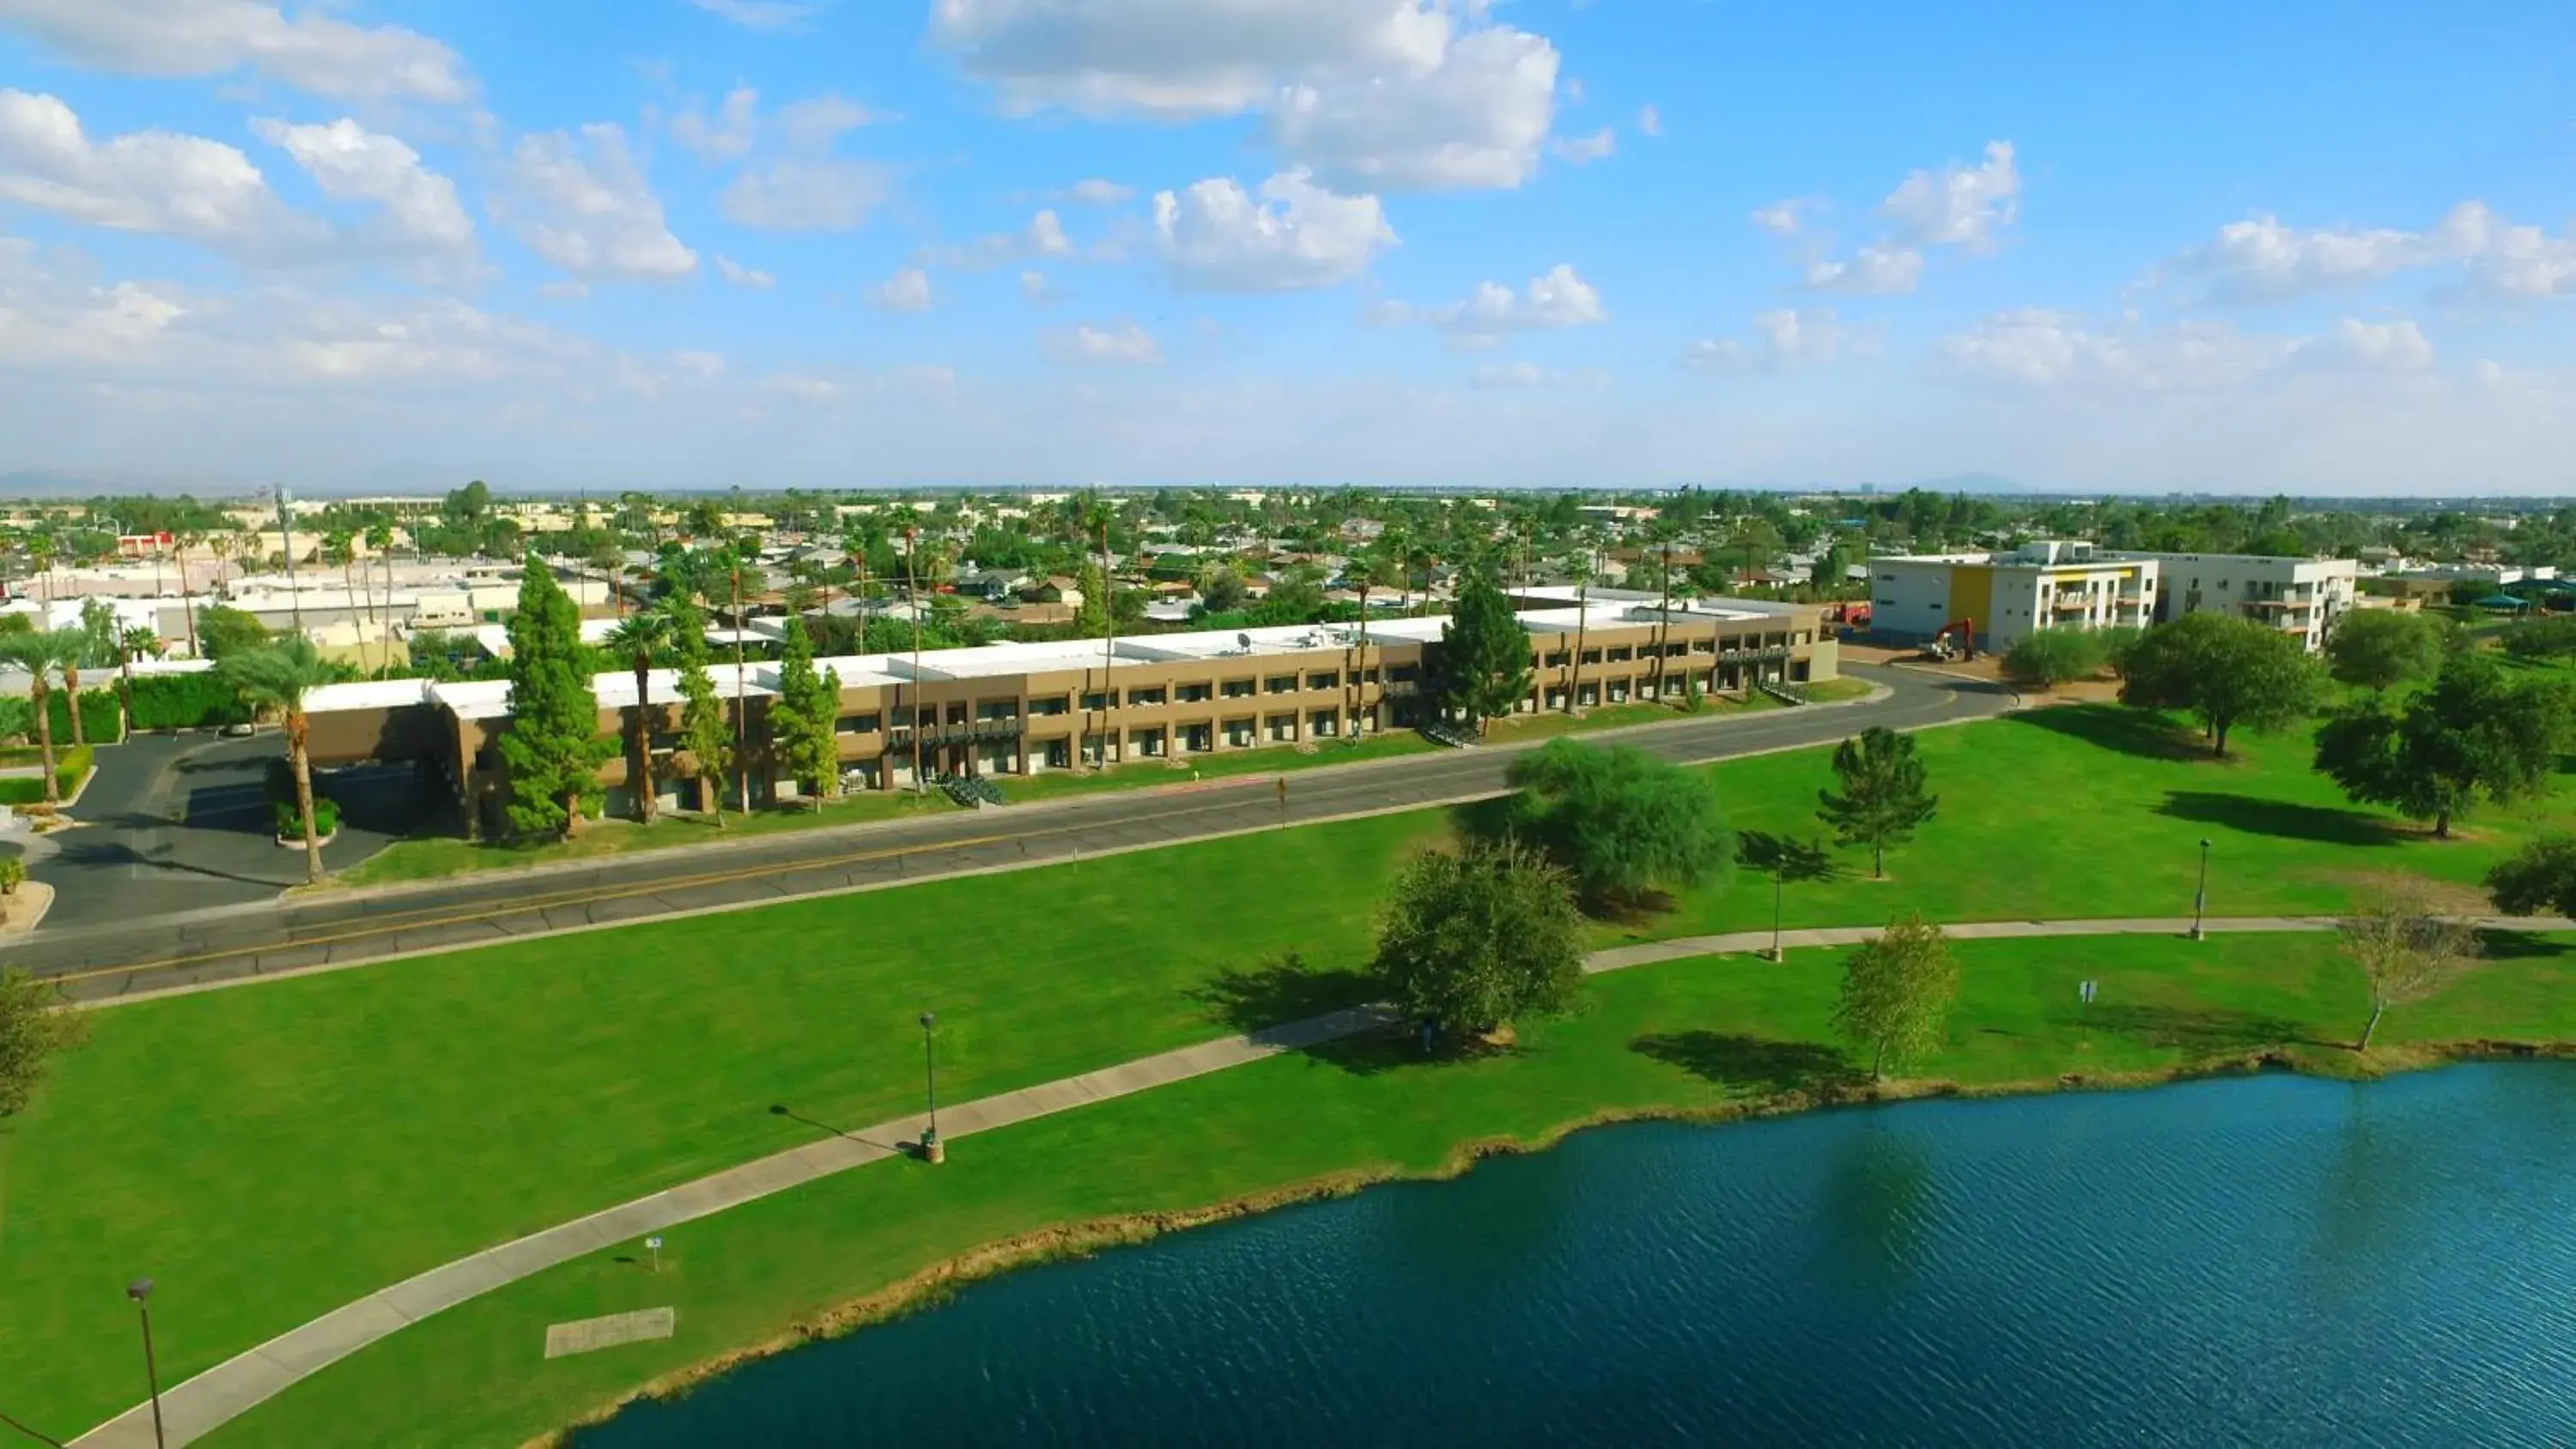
[2124,551,2360,653]
[1866,541,2157,653]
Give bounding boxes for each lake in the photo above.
[574,1064,2576,1447]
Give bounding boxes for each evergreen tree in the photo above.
[1436,556,1533,732]
[671,597,733,822]
[499,555,614,840]
[769,615,841,807]
[1816,726,1939,879]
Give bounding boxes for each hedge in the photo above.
[0,744,96,804]
[274,797,342,839]
[43,689,124,746]
[129,672,255,731]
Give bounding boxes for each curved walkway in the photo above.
[71,911,2573,1447]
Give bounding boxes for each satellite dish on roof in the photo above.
[1238,633,1253,649]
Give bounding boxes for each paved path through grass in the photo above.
[70,910,2573,1448]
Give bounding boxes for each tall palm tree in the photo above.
[27,534,53,604]
[175,528,206,658]
[367,522,396,667]
[220,638,339,885]
[605,607,678,824]
[116,625,158,737]
[63,601,116,747]
[0,627,83,805]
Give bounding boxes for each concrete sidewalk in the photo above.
[69,911,2574,1446]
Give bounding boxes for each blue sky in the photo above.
[0,0,2569,494]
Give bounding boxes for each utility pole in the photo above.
[905,528,925,792]
[275,488,303,634]
[1097,513,1115,764]
[1655,535,1674,701]
[730,549,749,813]
[1566,538,1596,715]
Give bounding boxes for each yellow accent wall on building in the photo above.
[1946,565,1997,636]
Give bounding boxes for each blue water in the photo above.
[575,1065,2576,1447]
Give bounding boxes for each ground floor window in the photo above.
[1041,737,1072,770]
[1309,709,1340,738]
[1133,727,1167,758]
[1183,723,1213,754]
[1267,713,1297,743]
[1225,718,1256,748]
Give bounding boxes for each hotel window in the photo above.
[835,712,882,735]
[1308,670,1339,691]
[1222,678,1256,698]
[1081,690,1109,711]
[1126,686,1167,707]
[1309,709,1340,737]
[1177,682,1213,703]
[1029,694,1070,716]
[1581,649,1601,665]
[1266,675,1299,694]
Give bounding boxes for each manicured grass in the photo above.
[0,743,95,805]
[11,701,2574,1437]
[330,791,962,888]
[204,929,2576,1449]
[998,731,1439,804]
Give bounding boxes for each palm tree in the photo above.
[220,638,339,884]
[175,528,206,657]
[63,601,116,747]
[604,607,677,824]
[116,625,157,737]
[0,628,83,805]
[27,534,53,604]
[367,522,396,667]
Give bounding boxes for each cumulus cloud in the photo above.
[774,94,879,149]
[721,156,890,231]
[868,266,932,312]
[1020,269,1056,302]
[1686,308,1853,372]
[1153,170,1395,292]
[1801,245,1923,295]
[1054,179,1133,206]
[1271,25,1558,191]
[0,90,330,263]
[1374,264,1605,347]
[0,0,471,102]
[250,118,474,258]
[1880,140,2020,250]
[919,209,1071,270]
[495,124,696,280]
[1750,197,1813,237]
[1935,308,2438,390]
[1047,320,1161,365]
[671,86,760,160]
[2166,201,2576,304]
[1636,103,1661,136]
[686,0,820,28]
[1470,360,1605,391]
[714,254,774,288]
[1550,127,1614,166]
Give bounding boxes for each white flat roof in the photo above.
[307,678,436,713]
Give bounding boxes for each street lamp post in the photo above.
[918,1011,945,1164]
[1770,865,1785,962]
[2190,838,2212,941]
[127,1277,165,1449]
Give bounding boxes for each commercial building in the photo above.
[2133,551,2359,652]
[1868,541,2359,654]
[299,597,1838,838]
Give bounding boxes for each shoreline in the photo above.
[523,1034,2576,1448]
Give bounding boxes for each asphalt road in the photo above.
[21,665,2013,1002]
[13,731,434,932]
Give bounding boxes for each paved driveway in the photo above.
[18,731,436,931]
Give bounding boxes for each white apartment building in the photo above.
[2130,552,2360,653]
[1868,541,2156,653]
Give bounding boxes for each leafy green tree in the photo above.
[499,555,614,840]
[768,615,841,807]
[1200,567,1249,614]
[2312,652,2568,839]
[1370,838,1585,1042]
[1505,738,1733,905]
[66,599,118,746]
[0,967,88,1119]
[671,598,733,821]
[1833,912,1959,1080]
[1816,726,1938,879]
[219,637,342,882]
[2119,612,2326,758]
[2487,834,2576,919]
[196,604,270,661]
[1436,557,1532,732]
[2338,884,2479,1052]
[0,627,85,805]
[2324,609,2444,693]
[1998,629,2105,689]
[603,607,677,824]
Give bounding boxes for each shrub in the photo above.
[0,858,24,895]
[275,797,341,839]
[2500,617,2576,662]
[0,696,27,742]
[128,672,254,731]
[2000,629,2106,688]
[43,689,122,746]
[0,747,94,805]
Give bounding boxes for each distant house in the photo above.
[1025,575,1085,608]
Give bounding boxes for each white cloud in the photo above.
[1801,246,1922,295]
[1750,197,1812,237]
[1020,270,1056,302]
[714,254,774,288]
[1636,103,1661,136]
[2167,202,2576,304]
[918,209,1072,270]
[671,87,760,161]
[1271,25,1558,192]
[686,0,820,30]
[0,0,471,102]
[1153,170,1394,292]
[930,0,1450,119]
[1935,308,2437,391]
[721,157,890,231]
[774,94,879,149]
[1470,361,1604,391]
[1686,308,1852,372]
[250,118,473,258]
[1047,320,1161,365]
[0,90,328,263]
[1881,140,2020,251]
[1550,126,1614,166]
[1376,263,1605,346]
[1056,179,1133,206]
[495,124,696,280]
[869,266,932,312]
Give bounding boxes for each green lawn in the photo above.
[9,700,2574,1438]
[204,928,2576,1449]
[0,743,96,806]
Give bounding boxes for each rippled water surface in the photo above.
[577,1064,2576,1447]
